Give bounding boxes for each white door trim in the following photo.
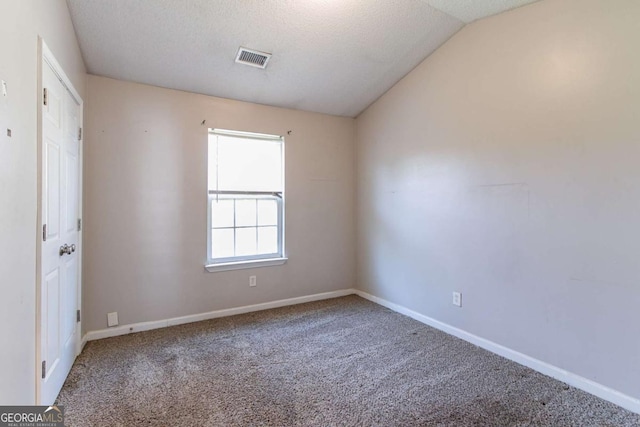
[36,38,84,405]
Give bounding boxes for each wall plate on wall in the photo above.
[107,312,119,327]
[453,291,462,307]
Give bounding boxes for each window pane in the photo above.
[236,227,257,256]
[212,229,234,259]
[211,199,234,228]
[209,134,283,192]
[257,199,278,226]
[235,200,257,227]
[258,226,278,255]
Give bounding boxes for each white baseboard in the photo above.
[84,288,356,342]
[354,289,640,415]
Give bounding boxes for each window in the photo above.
[206,129,286,271]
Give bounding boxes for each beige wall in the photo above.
[357,0,640,401]
[83,75,356,333]
[0,1,86,404]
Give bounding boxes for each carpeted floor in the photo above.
[57,296,640,426]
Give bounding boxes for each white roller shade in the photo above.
[208,131,283,193]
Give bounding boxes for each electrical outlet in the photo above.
[107,312,119,327]
[452,292,462,307]
[249,275,257,287]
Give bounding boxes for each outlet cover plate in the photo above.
[107,312,119,327]
[452,292,462,307]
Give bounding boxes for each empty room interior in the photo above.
[1,0,640,425]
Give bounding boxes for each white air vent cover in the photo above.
[235,47,271,69]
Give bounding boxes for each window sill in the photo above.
[205,257,288,273]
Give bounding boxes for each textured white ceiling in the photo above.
[424,0,540,23]
[66,0,538,117]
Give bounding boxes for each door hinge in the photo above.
[43,88,48,106]
[77,218,82,231]
[78,127,82,141]
[43,224,47,242]
[77,309,81,322]
[42,360,46,379]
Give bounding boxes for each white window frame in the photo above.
[205,129,287,272]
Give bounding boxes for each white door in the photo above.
[40,59,81,405]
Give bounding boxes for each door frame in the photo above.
[35,38,84,404]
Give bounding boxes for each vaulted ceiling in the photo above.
[67,0,539,117]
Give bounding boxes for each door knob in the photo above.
[59,244,72,256]
[70,244,76,253]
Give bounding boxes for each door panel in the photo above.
[40,59,81,405]
[62,256,77,346]
[45,139,61,240]
[64,89,79,236]
[43,269,60,372]
[65,150,78,233]
[45,86,61,128]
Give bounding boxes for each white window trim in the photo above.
[205,257,288,273]
[205,128,286,272]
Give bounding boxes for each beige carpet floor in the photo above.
[57,295,640,426]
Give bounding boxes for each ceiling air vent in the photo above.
[235,47,271,69]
